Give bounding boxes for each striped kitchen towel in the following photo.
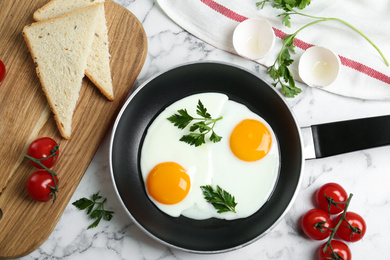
[157,0,390,100]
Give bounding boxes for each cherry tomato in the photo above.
[316,183,348,214]
[318,240,351,260]
[335,211,366,242]
[26,171,59,202]
[27,137,59,169]
[0,59,5,83]
[301,208,334,240]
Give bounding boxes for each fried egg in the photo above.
[140,93,280,220]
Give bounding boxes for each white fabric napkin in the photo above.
[157,0,390,100]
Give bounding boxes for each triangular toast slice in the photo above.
[23,4,101,139]
[34,0,114,100]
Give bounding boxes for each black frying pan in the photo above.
[109,61,390,253]
[109,61,303,253]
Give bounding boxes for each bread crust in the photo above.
[23,4,102,139]
[85,70,114,100]
[33,0,114,101]
[23,31,71,139]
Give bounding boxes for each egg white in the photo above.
[140,93,280,220]
[140,93,228,217]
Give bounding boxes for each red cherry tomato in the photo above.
[316,183,348,214]
[301,208,334,240]
[318,240,351,260]
[27,137,59,169]
[0,60,5,83]
[335,211,366,242]
[26,171,59,202]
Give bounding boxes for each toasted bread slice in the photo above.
[23,4,101,139]
[34,0,114,100]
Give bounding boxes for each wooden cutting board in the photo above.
[0,0,147,258]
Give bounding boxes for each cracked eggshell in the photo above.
[233,18,275,60]
[298,46,341,88]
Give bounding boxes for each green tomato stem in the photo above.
[322,193,353,254]
[24,154,59,201]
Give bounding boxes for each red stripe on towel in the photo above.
[200,0,246,22]
[340,56,390,84]
[200,0,390,85]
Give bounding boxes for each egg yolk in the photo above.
[229,119,272,162]
[146,162,191,205]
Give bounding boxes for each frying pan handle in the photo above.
[302,115,390,159]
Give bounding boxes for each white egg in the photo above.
[140,93,280,220]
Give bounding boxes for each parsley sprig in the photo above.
[256,0,312,25]
[268,33,302,97]
[256,1,389,97]
[201,185,237,213]
[72,192,114,229]
[285,0,311,9]
[167,100,223,147]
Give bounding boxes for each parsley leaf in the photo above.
[167,109,193,129]
[201,185,237,213]
[196,100,211,118]
[168,100,223,147]
[209,131,223,143]
[180,133,206,147]
[257,0,311,11]
[72,191,114,229]
[281,14,291,27]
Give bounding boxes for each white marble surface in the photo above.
[15,0,390,259]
